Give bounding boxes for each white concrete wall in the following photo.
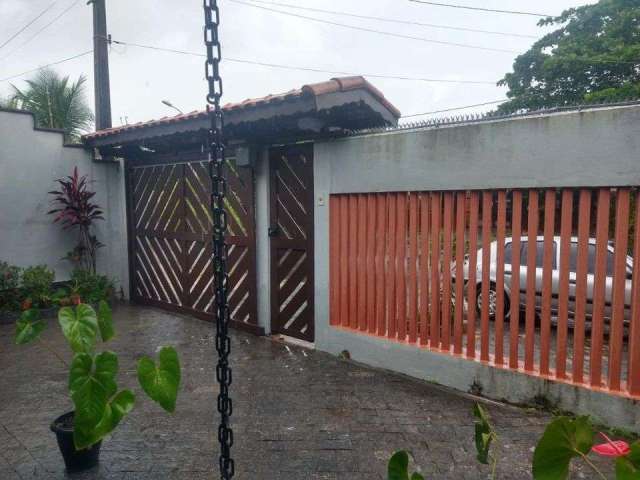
[0,109,129,296]
[311,104,640,431]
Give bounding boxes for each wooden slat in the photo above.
[408,194,419,343]
[375,195,387,336]
[556,189,573,379]
[590,188,611,387]
[366,194,377,333]
[494,190,507,365]
[419,194,430,345]
[329,196,339,326]
[509,191,523,370]
[454,192,466,354]
[367,194,377,333]
[629,192,640,395]
[540,190,556,375]
[339,195,349,327]
[480,191,493,362]
[387,194,398,339]
[348,195,358,330]
[524,189,539,372]
[357,195,367,331]
[430,192,442,348]
[608,188,630,391]
[573,189,592,383]
[441,192,454,351]
[396,193,408,341]
[467,192,480,359]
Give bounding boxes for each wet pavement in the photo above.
[0,304,613,479]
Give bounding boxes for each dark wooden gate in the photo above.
[127,154,260,334]
[269,144,315,342]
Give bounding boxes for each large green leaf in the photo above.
[15,309,45,345]
[137,346,181,413]
[473,403,495,465]
[388,451,410,480]
[532,416,594,480]
[387,451,424,480]
[69,351,118,449]
[97,300,114,342]
[90,389,135,445]
[58,304,98,353]
[617,441,640,480]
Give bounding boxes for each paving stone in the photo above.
[0,304,614,479]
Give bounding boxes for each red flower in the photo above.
[71,295,82,306]
[592,432,630,457]
[21,299,32,311]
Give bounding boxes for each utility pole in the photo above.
[91,0,112,130]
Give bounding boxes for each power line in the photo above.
[403,99,506,117]
[228,0,519,54]
[0,49,93,83]
[108,38,498,85]
[408,0,553,17]
[0,1,58,51]
[0,0,82,62]
[238,0,537,39]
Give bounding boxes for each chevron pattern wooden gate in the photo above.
[269,144,315,342]
[127,155,260,334]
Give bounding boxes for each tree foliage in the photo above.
[498,0,640,114]
[9,67,93,141]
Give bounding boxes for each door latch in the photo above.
[268,226,279,237]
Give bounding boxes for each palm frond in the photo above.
[9,67,94,141]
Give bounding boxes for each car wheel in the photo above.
[476,283,511,319]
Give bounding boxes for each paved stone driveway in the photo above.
[1,305,612,479]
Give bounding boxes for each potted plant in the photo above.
[15,301,181,472]
[49,167,105,274]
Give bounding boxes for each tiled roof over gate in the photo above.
[83,76,400,142]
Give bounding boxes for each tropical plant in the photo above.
[498,0,640,114]
[469,402,640,480]
[49,167,104,274]
[20,265,55,309]
[69,269,114,304]
[0,95,18,109]
[15,301,181,450]
[473,404,498,478]
[387,451,424,480]
[0,261,21,312]
[9,67,93,141]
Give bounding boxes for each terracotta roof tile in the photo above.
[83,76,399,140]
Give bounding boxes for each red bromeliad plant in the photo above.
[48,167,104,273]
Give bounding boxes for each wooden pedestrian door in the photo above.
[269,145,315,342]
[127,155,260,334]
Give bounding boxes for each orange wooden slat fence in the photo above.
[329,187,640,399]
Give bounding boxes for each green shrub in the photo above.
[0,262,22,311]
[21,265,54,308]
[70,269,114,304]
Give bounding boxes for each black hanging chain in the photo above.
[203,1,234,478]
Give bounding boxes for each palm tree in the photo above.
[0,96,18,109]
[10,68,94,142]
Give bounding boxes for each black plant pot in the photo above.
[50,412,102,472]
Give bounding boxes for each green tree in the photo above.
[498,0,640,114]
[10,68,94,141]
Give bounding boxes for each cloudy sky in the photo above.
[1,0,587,127]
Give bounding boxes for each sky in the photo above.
[0,0,589,127]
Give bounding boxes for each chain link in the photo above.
[203,1,234,478]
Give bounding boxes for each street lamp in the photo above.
[161,99,183,114]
